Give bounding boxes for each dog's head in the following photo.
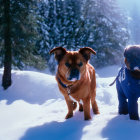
[50,47,96,82]
[124,45,140,72]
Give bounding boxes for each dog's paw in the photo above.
[95,111,100,115]
[93,109,100,114]
[119,111,128,115]
[65,113,73,119]
[84,116,91,120]
[130,115,139,120]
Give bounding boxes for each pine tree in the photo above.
[82,0,129,67]
[80,0,97,47]
[55,0,65,47]
[35,0,57,73]
[2,0,12,89]
[36,0,49,63]
[0,0,45,89]
[46,0,57,72]
[10,1,44,69]
[35,0,129,72]
[0,0,4,67]
[63,0,81,50]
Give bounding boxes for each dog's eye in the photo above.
[78,62,83,67]
[65,62,71,67]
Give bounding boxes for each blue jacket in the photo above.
[116,66,140,120]
[116,67,140,99]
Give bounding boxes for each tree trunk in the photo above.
[2,0,12,90]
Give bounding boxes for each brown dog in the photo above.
[50,47,99,120]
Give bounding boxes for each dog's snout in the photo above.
[68,68,80,81]
[71,68,79,76]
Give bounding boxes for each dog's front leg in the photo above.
[116,80,128,115]
[83,97,91,120]
[64,96,75,119]
[128,98,139,120]
[79,103,83,112]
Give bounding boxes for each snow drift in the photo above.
[0,66,140,140]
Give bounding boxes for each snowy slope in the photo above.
[0,66,140,140]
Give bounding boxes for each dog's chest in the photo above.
[118,67,140,95]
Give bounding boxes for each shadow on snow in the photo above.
[102,115,140,140]
[20,112,91,140]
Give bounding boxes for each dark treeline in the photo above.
[0,0,129,89]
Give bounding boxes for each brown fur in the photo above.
[50,47,99,120]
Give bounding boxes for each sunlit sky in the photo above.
[117,0,140,11]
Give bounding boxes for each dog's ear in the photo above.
[79,47,96,61]
[125,58,130,70]
[50,47,67,62]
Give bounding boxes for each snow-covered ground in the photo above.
[0,65,140,140]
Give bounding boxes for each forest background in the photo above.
[0,0,140,89]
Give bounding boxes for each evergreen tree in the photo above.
[36,0,49,64]
[45,0,57,72]
[0,0,4,67]
[55,0,65,47]
[82,0,129,67]
[63,0,82,49]
[36,0,58,72]
[0,0,45,89]
[80,0,97,47]
[10,1,44,69]
[2,0,12,89]
[32,0,129,72]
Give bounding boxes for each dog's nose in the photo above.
[68,68,80,81]
[71,68,79,76]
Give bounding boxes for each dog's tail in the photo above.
[109,76,118,86]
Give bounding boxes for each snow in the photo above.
[0,65,140,140]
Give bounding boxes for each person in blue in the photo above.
[115,45,140,120]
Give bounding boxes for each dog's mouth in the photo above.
[68,76,80,82]
[66,68,81,82]
[133,66,140,72]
